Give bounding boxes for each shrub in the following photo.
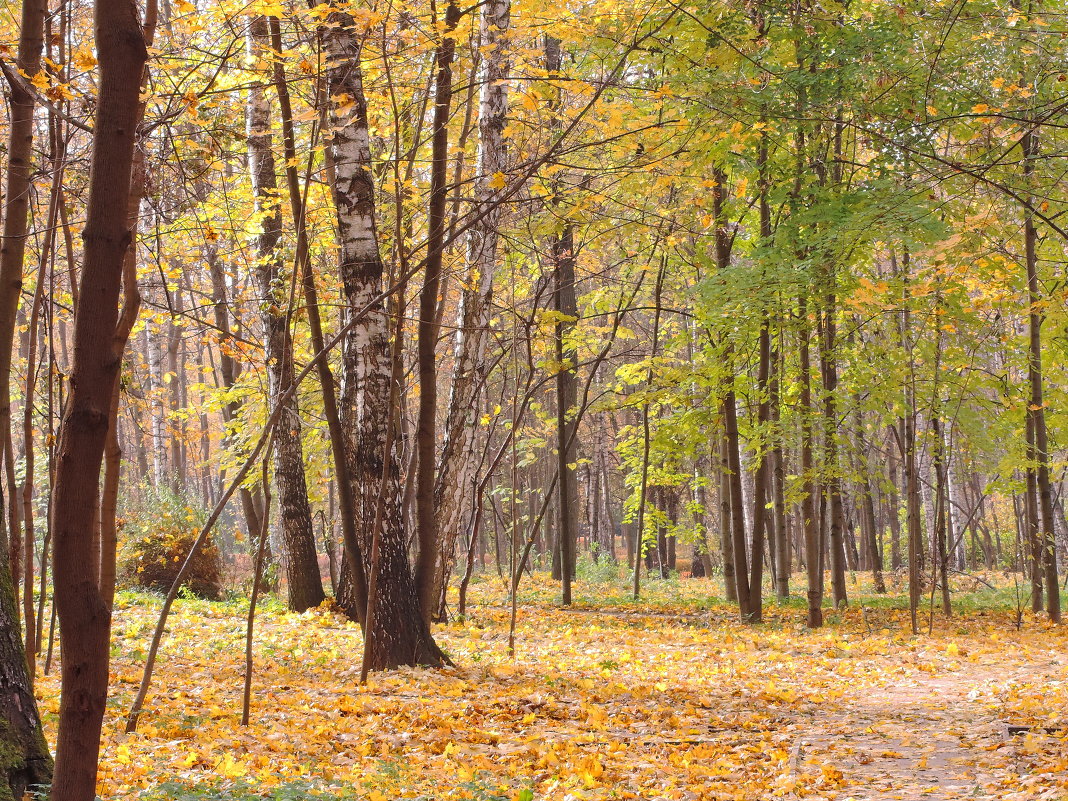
[118,486,223,600]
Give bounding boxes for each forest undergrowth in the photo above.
[43,572,1068,801]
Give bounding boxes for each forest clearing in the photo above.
[0,0,1067,797]
[45,574,1068,801]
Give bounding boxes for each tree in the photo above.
[50,0,149,795]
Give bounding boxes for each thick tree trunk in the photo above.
[247,17,325,613]
[50,0,147,795]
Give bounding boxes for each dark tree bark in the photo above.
[817,297,847,609]
[799,296,822,628]
[1022,126,1060,622]
[414,0,460,621]
[50,0,148,795]
[0,0,47,604]
[246,16,325,613]
[553,226,579,604]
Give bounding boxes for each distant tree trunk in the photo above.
[853,409,885,593]
[900,250,922,634]
[886,429,902,570]
[931,415,952,618]
[747,317,772,621]
[207,248,265,543]
[322,13,444,668]
[770,342,789,599]
[246,16,324,613]
[717,437,737,602]
[50,0,148,793]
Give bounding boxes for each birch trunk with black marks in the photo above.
[322,12,444,668]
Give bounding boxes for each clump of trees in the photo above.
[0,0,1062,797]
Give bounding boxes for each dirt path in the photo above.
[791,661,1046,800]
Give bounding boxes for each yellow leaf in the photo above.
[489,172,507,190]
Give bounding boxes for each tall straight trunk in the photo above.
[100,8,154,614]
[0,0,46,601]
[322,12,444,668]
[931,416,952,618]
[1022,126,1060,622]
[710,166,749,618]
[901,250,922,634]
[723,392,751,620]
[414,0,460,622]
[717,436,737,601]
[50,0,147,795]
[853,408,885,593]
[770,344,789,599]
[246,16,324,613]
[886,429,902,570]
[554,226,579,605]
[433,0,510,614]
[799,297,821,628]
[148,318,166,485]
[631,264,664,600]
[747,317,772,620]
[166,301,184,492]
[1025,416,1043,612]
[817,297,847,608]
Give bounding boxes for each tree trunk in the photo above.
[246,16,325,613]
[1022,125,1060,622]
[413,0,460,622]
[553,225,579,604]
[799,296,821,628]
[0,0,47,612]
[50,0,148,794]
[817,298,847,609]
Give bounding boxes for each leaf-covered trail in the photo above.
[792,659,1056,800]
[40,580,1068,800]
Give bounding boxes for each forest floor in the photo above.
[36,570,1068,800]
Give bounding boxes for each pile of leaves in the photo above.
[35,573,1068,800]
[117,486,223,600]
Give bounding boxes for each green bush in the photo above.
[118,486,223,600]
